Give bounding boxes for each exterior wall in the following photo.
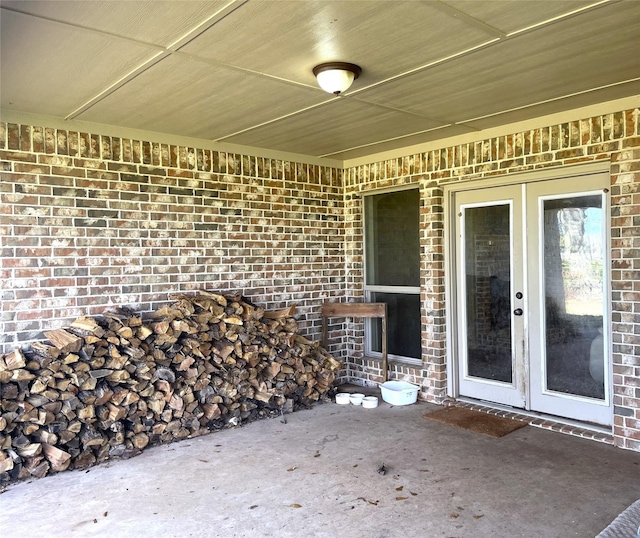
[343,107,640,451]
[0,124,346,359]
[1,105,639,452]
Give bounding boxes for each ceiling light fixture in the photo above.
[312,62,362,95]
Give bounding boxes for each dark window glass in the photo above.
[365,190,420,287]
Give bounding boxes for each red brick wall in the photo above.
[0,124,346,357]
[343,107,640,451]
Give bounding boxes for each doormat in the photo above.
[423,406,528,438]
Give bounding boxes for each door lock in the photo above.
[513,308,523,316]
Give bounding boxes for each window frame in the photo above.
[363,186,422,366]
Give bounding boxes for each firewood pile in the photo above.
[0,291,341,486]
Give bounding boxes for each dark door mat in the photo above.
[423,406,528,438]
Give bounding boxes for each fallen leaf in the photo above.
[287,466,296,472]
[314,454,321,458]
[395,497,408,501]
[410,491,418,496]
[419,469,429,472]
[450,513,459,519]
[395,486,404,491]
[289,504,302,508]
[353,464,358,468]
[249,505,258,510]
[474,515,484,520]
[103,512,108,517]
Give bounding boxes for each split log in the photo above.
[70,317,105,338]
[4,349,26,370]
[41,443,71,471]
[0,452,14,473]
[262,304,297,319]
[44,329,83,354]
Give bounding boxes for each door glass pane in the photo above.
[365,190,420,287]
[369,292,421,359]
[464,204,512,383]
[543,195,605,400]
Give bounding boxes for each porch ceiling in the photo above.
[1,0,639,162]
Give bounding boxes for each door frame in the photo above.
[444,162,612,421]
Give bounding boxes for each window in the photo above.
[364,188,421,362]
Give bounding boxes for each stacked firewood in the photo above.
[0,291,341,486]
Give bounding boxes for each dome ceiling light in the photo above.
[312,62,362,95]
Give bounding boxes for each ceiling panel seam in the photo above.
[213,98,336,143]
[431,1,507,38]
[345,38,501,98]
[506,0,619,37]
[0,4,158,48]
[64,51,171,121]
[164,0,249,51]
[341,97,468,128]
[64,0,251,120]
[457,76,640,125]
[319,124,455,159]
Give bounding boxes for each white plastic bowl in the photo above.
[335,393,350,405]
[379,381,419,405]
[362,396,378,409]
[349,393,365,405]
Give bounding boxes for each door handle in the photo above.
[513,308,523,316]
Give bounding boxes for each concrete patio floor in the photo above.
[1,395,639,538]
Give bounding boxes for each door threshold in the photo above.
[455,397,613,444]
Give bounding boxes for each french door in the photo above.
[452,173,611,426]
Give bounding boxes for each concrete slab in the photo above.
[1,399,639,538]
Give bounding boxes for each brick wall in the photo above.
[343,107,640,451]
[1,106,639,451]
[0,124,346,363]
